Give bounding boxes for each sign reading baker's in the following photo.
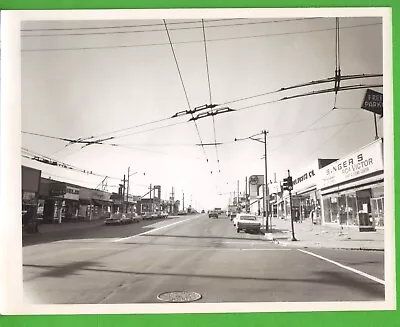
[319,139,383,189]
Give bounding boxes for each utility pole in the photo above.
[237,180,239,211]
[183,192,185,212]
[126,167,130,213]
[263,130,269,232]
[245,176,248,213]
[149,184,152,213]
[122,174,126,213]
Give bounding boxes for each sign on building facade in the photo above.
[249,175,264,198]
[318,139,384,189]
[292,161,320,194]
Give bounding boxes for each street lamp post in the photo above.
[234,130,269,232]
[263,130,269,232]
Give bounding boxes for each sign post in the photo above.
[361,89,383,140]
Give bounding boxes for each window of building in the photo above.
[338,194,347,225]
[347,193,359,226]
[323,197,332,223]
[371,197,384,227]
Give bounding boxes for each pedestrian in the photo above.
[309,209,315,224]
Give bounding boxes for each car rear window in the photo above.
[241,216,256,220]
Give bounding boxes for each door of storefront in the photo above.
[356,189,375,231]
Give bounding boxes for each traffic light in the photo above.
[282,176,293,191]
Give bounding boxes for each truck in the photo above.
[227,205,238,221]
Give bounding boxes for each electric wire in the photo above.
[22,22,382,52]
[22,18,321,37]
[21,147,120,179]
[300,111,362,164]
[202,19,221,173]
[163,19,211,171]
[21,18,252,32]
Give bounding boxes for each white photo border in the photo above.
[0,7,395,315]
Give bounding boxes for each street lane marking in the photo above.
[113,217,198,242]
[298,249,385,285]
[165,248,291,251]
[241,248,291,251]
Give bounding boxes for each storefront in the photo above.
[281,159,336,224]
[79,188,112,220]
[318,138,384,231]
[110,193,124,214]
[48,182,80,223]
[22,166,42,232]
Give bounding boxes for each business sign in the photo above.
[50,183,67,197]
[318,139,383,189]
[64,186,80,201]
[291,161,319,194]
[268,182,281,194]
[361,89,383,116]
[249,175,264,198]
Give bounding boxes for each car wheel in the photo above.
[237,228,240,233]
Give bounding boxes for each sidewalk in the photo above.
[264,218,384,251]
[24,219,106,236]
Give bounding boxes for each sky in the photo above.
[20,16,384,210]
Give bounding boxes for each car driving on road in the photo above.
[208,210,219,218]
[236,214,262,234]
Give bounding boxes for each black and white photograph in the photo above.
[0,8,395,314]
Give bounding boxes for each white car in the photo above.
[235,214,262,234]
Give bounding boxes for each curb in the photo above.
[273,239,384,251]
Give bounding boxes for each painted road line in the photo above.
[221,241,265,244]
[298,249,385,285]
[114,217,197,242]
[165,248,292,251]
[241,248,292,251]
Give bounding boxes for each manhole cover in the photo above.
[157,291,202,303]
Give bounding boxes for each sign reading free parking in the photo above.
[361,89,383,116]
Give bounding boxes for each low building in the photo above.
[22,166,41,230]
[317,138,384,231]
[38,178,80,223]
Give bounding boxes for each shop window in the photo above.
[372,186,384,198]
[371,197,384,227]
[330,196,339,224]
[338,194,347,225]
[323,197,332,223]
[347,193,359,226]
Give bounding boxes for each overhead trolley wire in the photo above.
[202,19,221,173]
[163,19,211,171]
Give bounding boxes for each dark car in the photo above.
[208,210,219,219]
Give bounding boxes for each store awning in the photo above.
[92,199,106,206]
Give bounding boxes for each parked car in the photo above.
[105,213,124,225]
[208,210,219,219]
[236,214,262,234]
[201,210,205,214]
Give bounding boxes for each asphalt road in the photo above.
[23,213,385,304]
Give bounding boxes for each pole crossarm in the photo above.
[234,131,265,144]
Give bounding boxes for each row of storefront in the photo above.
[22,171,145,224]
[270,138,385,231]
